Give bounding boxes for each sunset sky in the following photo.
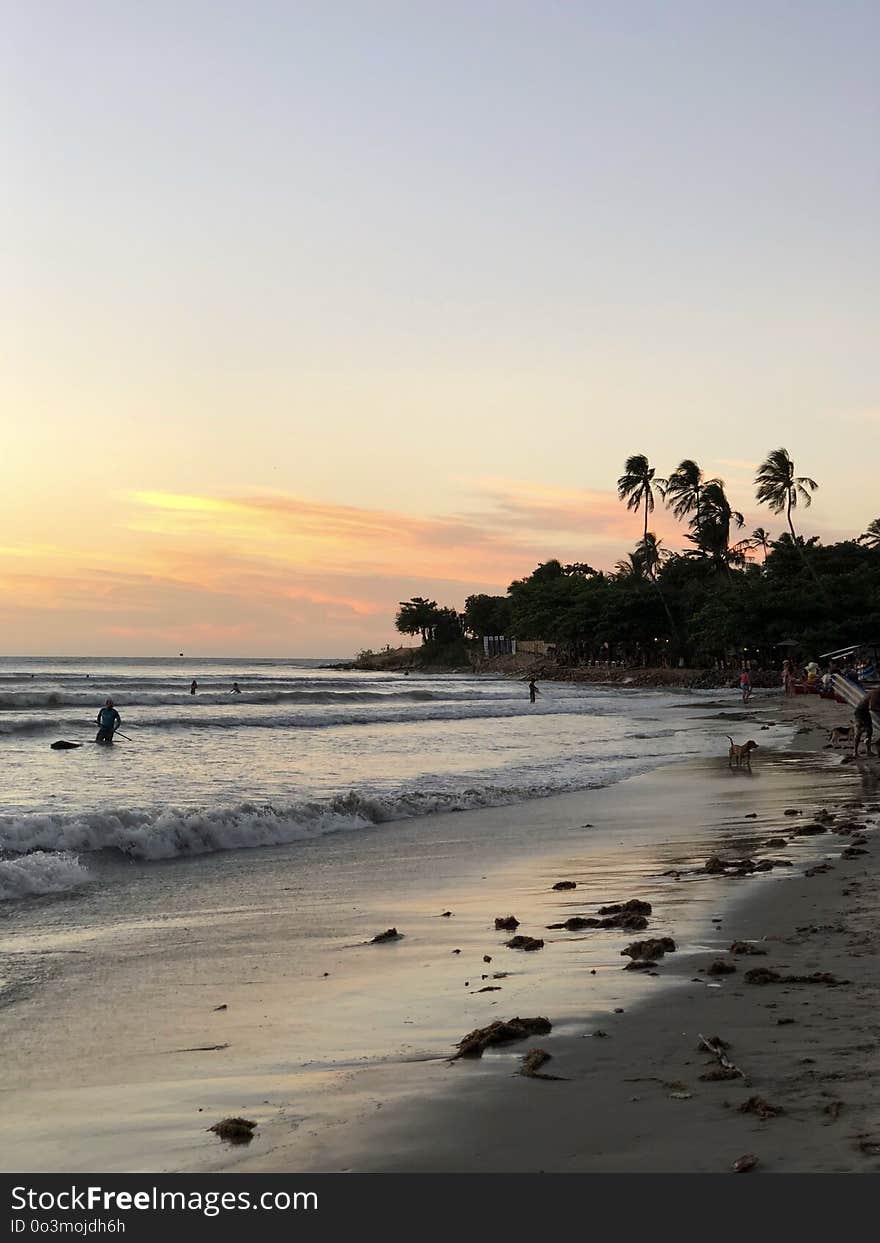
[3,2,878,655]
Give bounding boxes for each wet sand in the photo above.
[3,690,875,1173]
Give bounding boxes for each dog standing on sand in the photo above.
[727,736,758,768]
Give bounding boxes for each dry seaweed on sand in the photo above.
[729,941,767,955]
[209,1117,257,1143]
[621,937,676,960]
[454,1016,552,1059]
[739,1096,784,1120]
[597,898,652,917]
[744,967,847,986]
[505,935,544,951]
[370,928,402,943]
[707,959,737,975]
[494,915,520,931]
[697,1033,744,1080]
[519,1048,567,1081]
[552,880,577,891]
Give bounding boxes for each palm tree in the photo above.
[637,532,670,581]
[663,459,714,529]
[754,448,818,541]
[614,552,644,580]
[748,526,772,563]
[617,455,665,544]
[858,519,880,549]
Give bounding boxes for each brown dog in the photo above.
[727,735,758,768]
[828,725,854,748]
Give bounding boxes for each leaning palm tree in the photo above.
[754,448,818,541]
[663,459,710,527]
[858,518,880,549]
[617,455,665,544]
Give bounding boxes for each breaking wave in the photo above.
[0,764,655,866]
[0,851,90,902]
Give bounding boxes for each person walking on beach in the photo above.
[782,659,794,696]
[95,699,121,744]
[528,678,540,704]
[853,686,880,757]
[739,667,752,704]
[190,679,198,695]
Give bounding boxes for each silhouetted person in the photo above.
[854,687,880,757]
[528,679,539,704]
[190,680,198,696]
[96,699,121,744]
[232,682,241,694]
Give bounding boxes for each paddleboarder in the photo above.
[95,699,121,745]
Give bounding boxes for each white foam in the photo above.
[0,851,90,902]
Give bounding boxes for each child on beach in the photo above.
[740,668,752,704]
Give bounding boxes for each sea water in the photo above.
[0,656,782,901]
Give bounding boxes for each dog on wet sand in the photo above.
[828,724,854,749]
[727,736,758,768]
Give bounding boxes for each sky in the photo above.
[2,1,878,655]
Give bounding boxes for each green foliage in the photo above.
[463,593,513,637]
[392,447,880,668]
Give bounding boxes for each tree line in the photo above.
[395,448,880,666]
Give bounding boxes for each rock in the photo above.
[592,1030,608,1038]
[707,959,737,975]
[505,935,544,951]
[729,941,767,955]
[371,928,402,943]
[733,1153,759,1173]
[624,959,658,970]
[455,1016,552,1058]
[776,1017,796,1025]
[483,955,492,963]
[794,824,828,836]
[739,1095,784,1119]
[209,1117,257,1144]
[212,1004,228,1011]
[766,858,792,867]
[744,813,758,818]
[452,948,461,954]
[552,881,577,891]
[495,916,520,931]
[805,864,834,876]
[783,809,802,816]
[50,740,82,750]
[753,860,774,872]
[441,911,452,917]
[597,899,652,916]
[621,937,676,960]
[475,986,501,993]
[842,847,868,858]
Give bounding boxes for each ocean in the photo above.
[0,656,785,904]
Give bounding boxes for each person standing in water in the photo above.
[528,678,540,704]
[190,679,198,695]
[95,699,121,744]
[231,682,241,694]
